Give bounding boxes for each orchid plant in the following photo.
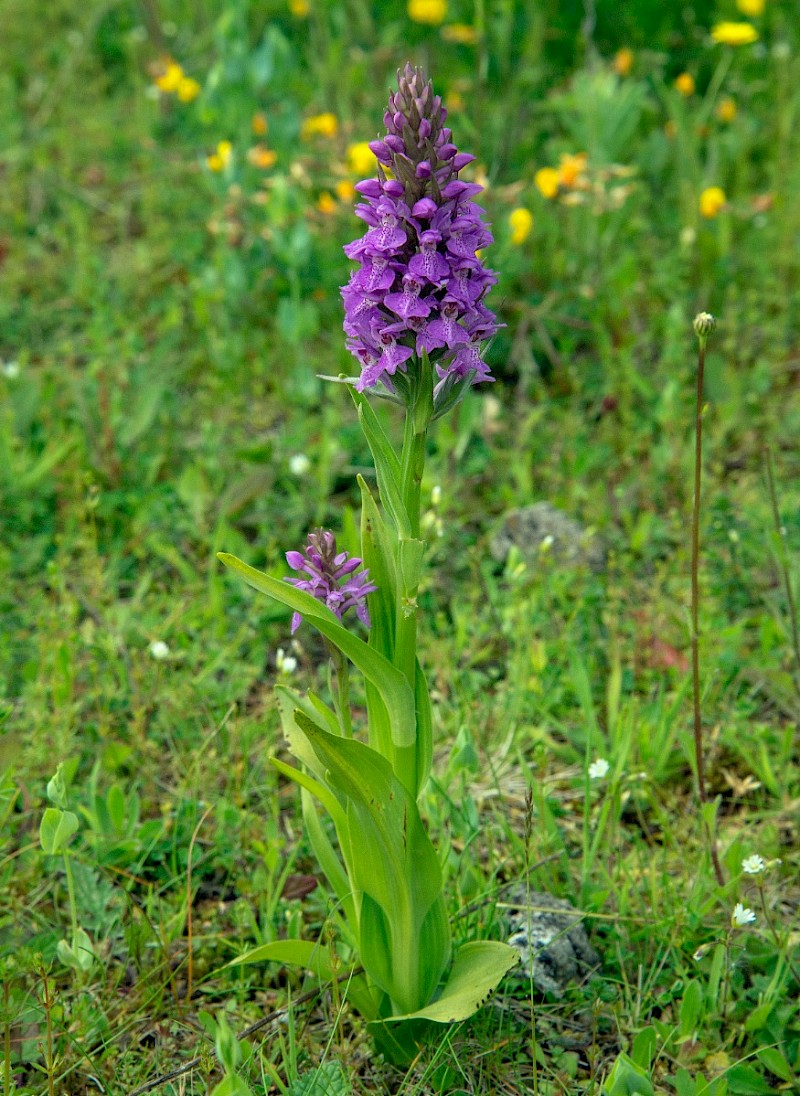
[219,64,517,1061]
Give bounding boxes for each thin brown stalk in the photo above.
[691,316,725,887]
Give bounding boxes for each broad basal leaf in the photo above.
[300,720,451,1015]
[382,941,519,1023]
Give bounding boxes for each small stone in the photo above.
[503,887,600,996]
[490,503,606,573]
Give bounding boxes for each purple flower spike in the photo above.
[285,530,377,634]
[341,63,499,399]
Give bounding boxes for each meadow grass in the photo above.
[2,1,799,1093]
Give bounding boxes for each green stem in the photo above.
[335,657,353,739]
[326,642,352,739]
[63,850,80,950]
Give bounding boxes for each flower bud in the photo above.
[693,312,716,339]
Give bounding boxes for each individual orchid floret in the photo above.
[341,63,500,402]
[285,530,377,633]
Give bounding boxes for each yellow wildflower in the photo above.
[335,179,356,202]
[289,0,309,15]
[176,76,201,103]
[558,152,587,188]
[408,0,447,25]
[509,208,533,245]
[675,72,695,97]
[711,22,759,45]
[247,145,277,169]
[736,0,764,16]
[301,112,339,140]
[155,60,184,93]
[447,88,465,111]
[251,112,268,136]
[207,140,233,173]
[534,167,560,200]
[699,186,726,218]
[441,23,477,45]
[716,97,737,123]
[347,141,377,176]
[317,192,337,214]
[613,47,634,77]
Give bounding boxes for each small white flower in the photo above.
[741,854,766,876]
[539,534,555,554]
[731,903,757,928]
[149,640,170,661]
[589,757,610,780]
[288,453,311,476]
[431,484,442,507]
[276,647,298,675]
[680,225,697,248]
[2,360,20,379]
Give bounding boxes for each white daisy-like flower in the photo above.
[276,647,298,675]
[741,854,766,876]
[731,903,757,928]
[149,639,170,661]
[288,453,311,476]
[589,757,610,780]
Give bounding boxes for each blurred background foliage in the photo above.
[1,1,799,1089]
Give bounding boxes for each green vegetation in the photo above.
[2,1,799,1093]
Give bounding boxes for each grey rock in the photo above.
[489,502,606,573]
[502,887,600,996]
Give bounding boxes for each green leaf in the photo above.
[398,537,424,600]
[726,1064,776,1095]
[413,659,433,794]
[214,1012,242,1073]
[269,757,346,834]
[218,554,416,747]
[275,685,339,784]
[106,784,126,833]
[358,477,398,664]
[679,979,704,1038]
[300,789,357,933]
[46,765,68,809]
[209,1076,254,1096]
[300,722,450,1015]
[601,1052,655,1096]
[40,808,79,854]
[351,393,410,538]
[221,939,377,1020]
[224,939,336,982]
[382,940,518,1023]
[287,1060,350,1096]
[755,1047,792,1082]
[56,928,94,971]
[631,1027,658,1070]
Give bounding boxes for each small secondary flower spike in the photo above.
[342,63,499,398]
[285,530,376,634]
